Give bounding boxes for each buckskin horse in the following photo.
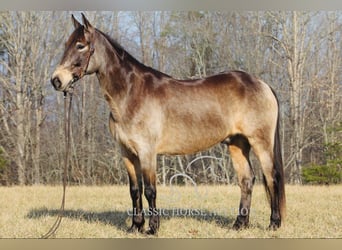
[51,14,286,235]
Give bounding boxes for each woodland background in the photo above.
[0,11,341,186]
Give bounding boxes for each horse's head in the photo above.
[51,14,96,92]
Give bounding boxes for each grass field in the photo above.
[0,185,341,238]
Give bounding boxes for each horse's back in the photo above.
[155,71,277,155]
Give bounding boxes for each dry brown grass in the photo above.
[0,185,341,238]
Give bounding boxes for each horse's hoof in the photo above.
[268,219,281,230]
[127,224,144,234]
[144,227,158,236]
[232,215,249,230]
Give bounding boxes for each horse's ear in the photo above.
[81,13,94,32]
[71,14,82,29]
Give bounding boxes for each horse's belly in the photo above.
[157,120,228,155]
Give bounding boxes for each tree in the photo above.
[0,11,70,184]
[0,11,341,186]
[265,12,321,183]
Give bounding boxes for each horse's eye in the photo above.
[76,43,85,50]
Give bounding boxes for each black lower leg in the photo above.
[128,185,145,233]
[233,206,250,230]
[269,194,281,230]
[144,185,159,235]
[233,177,255,230]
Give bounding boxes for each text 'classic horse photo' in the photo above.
[51,14,286,235]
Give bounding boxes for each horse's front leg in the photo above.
[122,148,145,233]
[141,154,159,235]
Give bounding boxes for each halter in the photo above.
[81,42,95,78]
[66,42,95,94]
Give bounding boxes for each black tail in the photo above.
[273,108,286,222]
[264,88,286,223]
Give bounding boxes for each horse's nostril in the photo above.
[51,77,61,90]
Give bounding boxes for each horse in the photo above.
[51,13,286,235]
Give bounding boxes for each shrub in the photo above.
[302,163,341,185]
[302,141,342,185]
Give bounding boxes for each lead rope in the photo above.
[41,90,73,239]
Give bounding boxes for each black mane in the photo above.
[96,29,171,79]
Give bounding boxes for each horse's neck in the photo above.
[96,45,140,123]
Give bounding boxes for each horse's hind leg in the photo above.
[251,139,284,230]
[228,135,255,230]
